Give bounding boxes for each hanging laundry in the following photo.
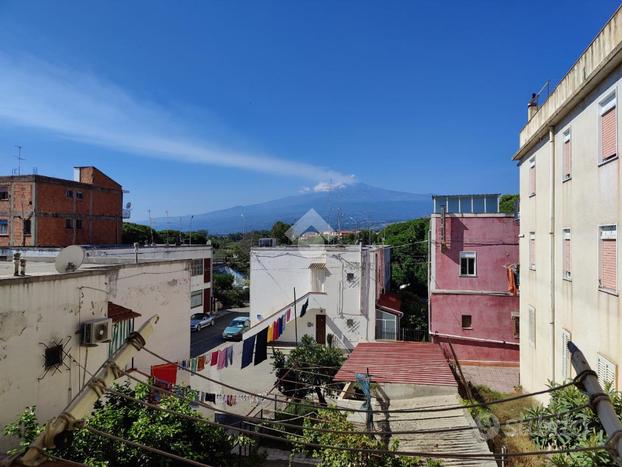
[151,363,177,386]
[241,334,256,369]
[217,350,226,370]
[226,346,233,367]
[279,315,284,335]
[204,393,216,403]
[190,357,198,373]
[181,360,187,368]
[506,264,519,296]
[210,351,218,366]
[254,327,269,365]
[274,319,281,338]
[267,323,274,343]
[197,355,206,371]
[286,308,292,323]
[300,298,309,317]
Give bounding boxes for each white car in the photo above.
[191,313,215,332]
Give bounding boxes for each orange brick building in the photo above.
[0,167,123,247]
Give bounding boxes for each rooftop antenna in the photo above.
[15,145,25,176]
[165,210,170,245]
[147,209,154,245]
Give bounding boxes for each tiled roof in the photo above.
[334,342,457,386]
[107,302,141,323]
[376,292,402,316]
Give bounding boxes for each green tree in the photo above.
[273,335,345,405]
[499,194,519,214]
[271,221,292,245]
[4,383,249,466]
[213,272,248,308]
[122,222,159,244]
[291,408,440,467]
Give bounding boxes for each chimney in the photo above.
[20,258,26,276]
[527,93,538,120]
[13,252,20,276]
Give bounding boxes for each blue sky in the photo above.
[0,1,619,221]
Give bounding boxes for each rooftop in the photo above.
[334,342,457,386]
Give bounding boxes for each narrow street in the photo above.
[190,307,249,357]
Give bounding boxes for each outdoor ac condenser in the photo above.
[81,318,113,346]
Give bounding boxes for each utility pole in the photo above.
[18,316,160,467]
[293,287,298,345]
[568,341,622,464]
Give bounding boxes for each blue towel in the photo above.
[241,334,256,369]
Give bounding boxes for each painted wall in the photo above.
[519,60,622,396]
[249,245,384,349]
[430,214,519,364]
[0,260,190,451]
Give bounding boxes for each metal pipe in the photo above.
[549,126,556,384]
[430,331,519,347]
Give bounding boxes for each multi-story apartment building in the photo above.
[429,194,520,365]
[0,166,123,247]
[249,244,396,349]
[515,7,622,394]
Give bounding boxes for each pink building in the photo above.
[429,194,519,365]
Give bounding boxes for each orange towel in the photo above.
[507,266,518,296]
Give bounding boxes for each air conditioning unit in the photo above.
[81,318,113,346]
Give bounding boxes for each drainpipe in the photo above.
[548,126,556,384]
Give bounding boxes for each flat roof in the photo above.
[334,342,457,386]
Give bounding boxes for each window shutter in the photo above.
[563,230,571,279]
[600,227,617,290]
[563,137,572,178]
[597,354,617,390]
[528,306,536,345]
[529,233,536,269]
[601,106,617,160]
[529,159,536,195]
[561,330,571,380]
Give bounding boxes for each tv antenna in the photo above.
[15,145,25,176]
[54,245,85,273]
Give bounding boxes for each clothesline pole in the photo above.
[293,287,298,346]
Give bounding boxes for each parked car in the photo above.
[191,313,214,332]
[222,317,250,341]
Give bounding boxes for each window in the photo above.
[76,191,84,200]
[76,219,83,229]
[562,129,572,180]
[459,251,476,276]
[191,259,203,276]
[599,225,617,291]
[561,329,571,381]
[512,312,520,338]
[529,157,536,196]
[600,92,617,162]
[44,345,63,369]
[0,219,7,235]
[65,218,73,229]
[109,319,134,357]
[461,315,472,329]
[563,229,571,280]
[528,306,536,346]
[191,290,203,308]
[0,186,8,200]
[597,354,617,390]
[529,232,536,270]
[346,272,355,281]
[23,219,31,235]
[66,190,74,198]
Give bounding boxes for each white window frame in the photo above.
[562,128,572,181]
[560,329,571,381]
[528,157,536,197]
[190,290,203,308]
[459,251,477,277]
[191,259,204,277]
[528,306,536,347]
[597,353,617,390]
[598,224,617,293]
[562,228,571,281]
[598,90,618,164]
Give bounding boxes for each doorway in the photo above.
[315,315,326,344]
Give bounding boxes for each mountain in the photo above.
[145,183,432,234]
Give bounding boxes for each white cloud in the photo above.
[0,53,356,187]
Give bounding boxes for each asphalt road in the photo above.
[190,308,249,357]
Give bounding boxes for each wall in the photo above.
[0,260,191,451]
[430,214,519,363]
[519,62,622,396]
[249,245,382,349]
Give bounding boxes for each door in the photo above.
[316,315,326,344]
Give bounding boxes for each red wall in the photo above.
[431,215,519,363]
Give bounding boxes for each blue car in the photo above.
[191,313,214,332]
[222,317,250,341]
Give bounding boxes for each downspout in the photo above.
[548,126,556,383]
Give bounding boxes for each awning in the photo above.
[376,293,403,317]
[309,263,327,270]
[107,302,142,323]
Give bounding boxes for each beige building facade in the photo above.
[515,6,622,395]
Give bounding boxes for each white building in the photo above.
[249,244,397,349]
[1,244,213,317]
[0,258,191,451]
[514,6,622,395]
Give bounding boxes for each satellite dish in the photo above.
[55,245,85,273]
[125,202,132,209]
